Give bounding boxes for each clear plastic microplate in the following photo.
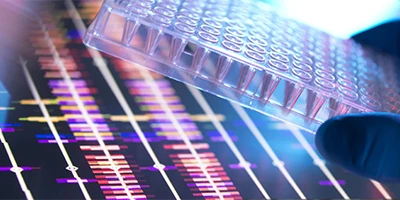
[83,0,400,133]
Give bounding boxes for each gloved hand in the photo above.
[315,20,400,183]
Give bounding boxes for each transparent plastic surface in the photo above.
[83,0,400,132]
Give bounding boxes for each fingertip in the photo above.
[315,114,356,165]
[352,20,400,57]
[316,113,400,183]
[315,116,335,159]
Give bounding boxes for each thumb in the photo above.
[315,113,400,183]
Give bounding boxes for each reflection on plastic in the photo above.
[83,0,400,133]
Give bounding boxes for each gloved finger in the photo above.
[351,19,400,57]
[315,112,400,183]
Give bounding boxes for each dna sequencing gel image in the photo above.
[0,0,400,200]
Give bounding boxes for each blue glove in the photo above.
[315,20,400,183]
